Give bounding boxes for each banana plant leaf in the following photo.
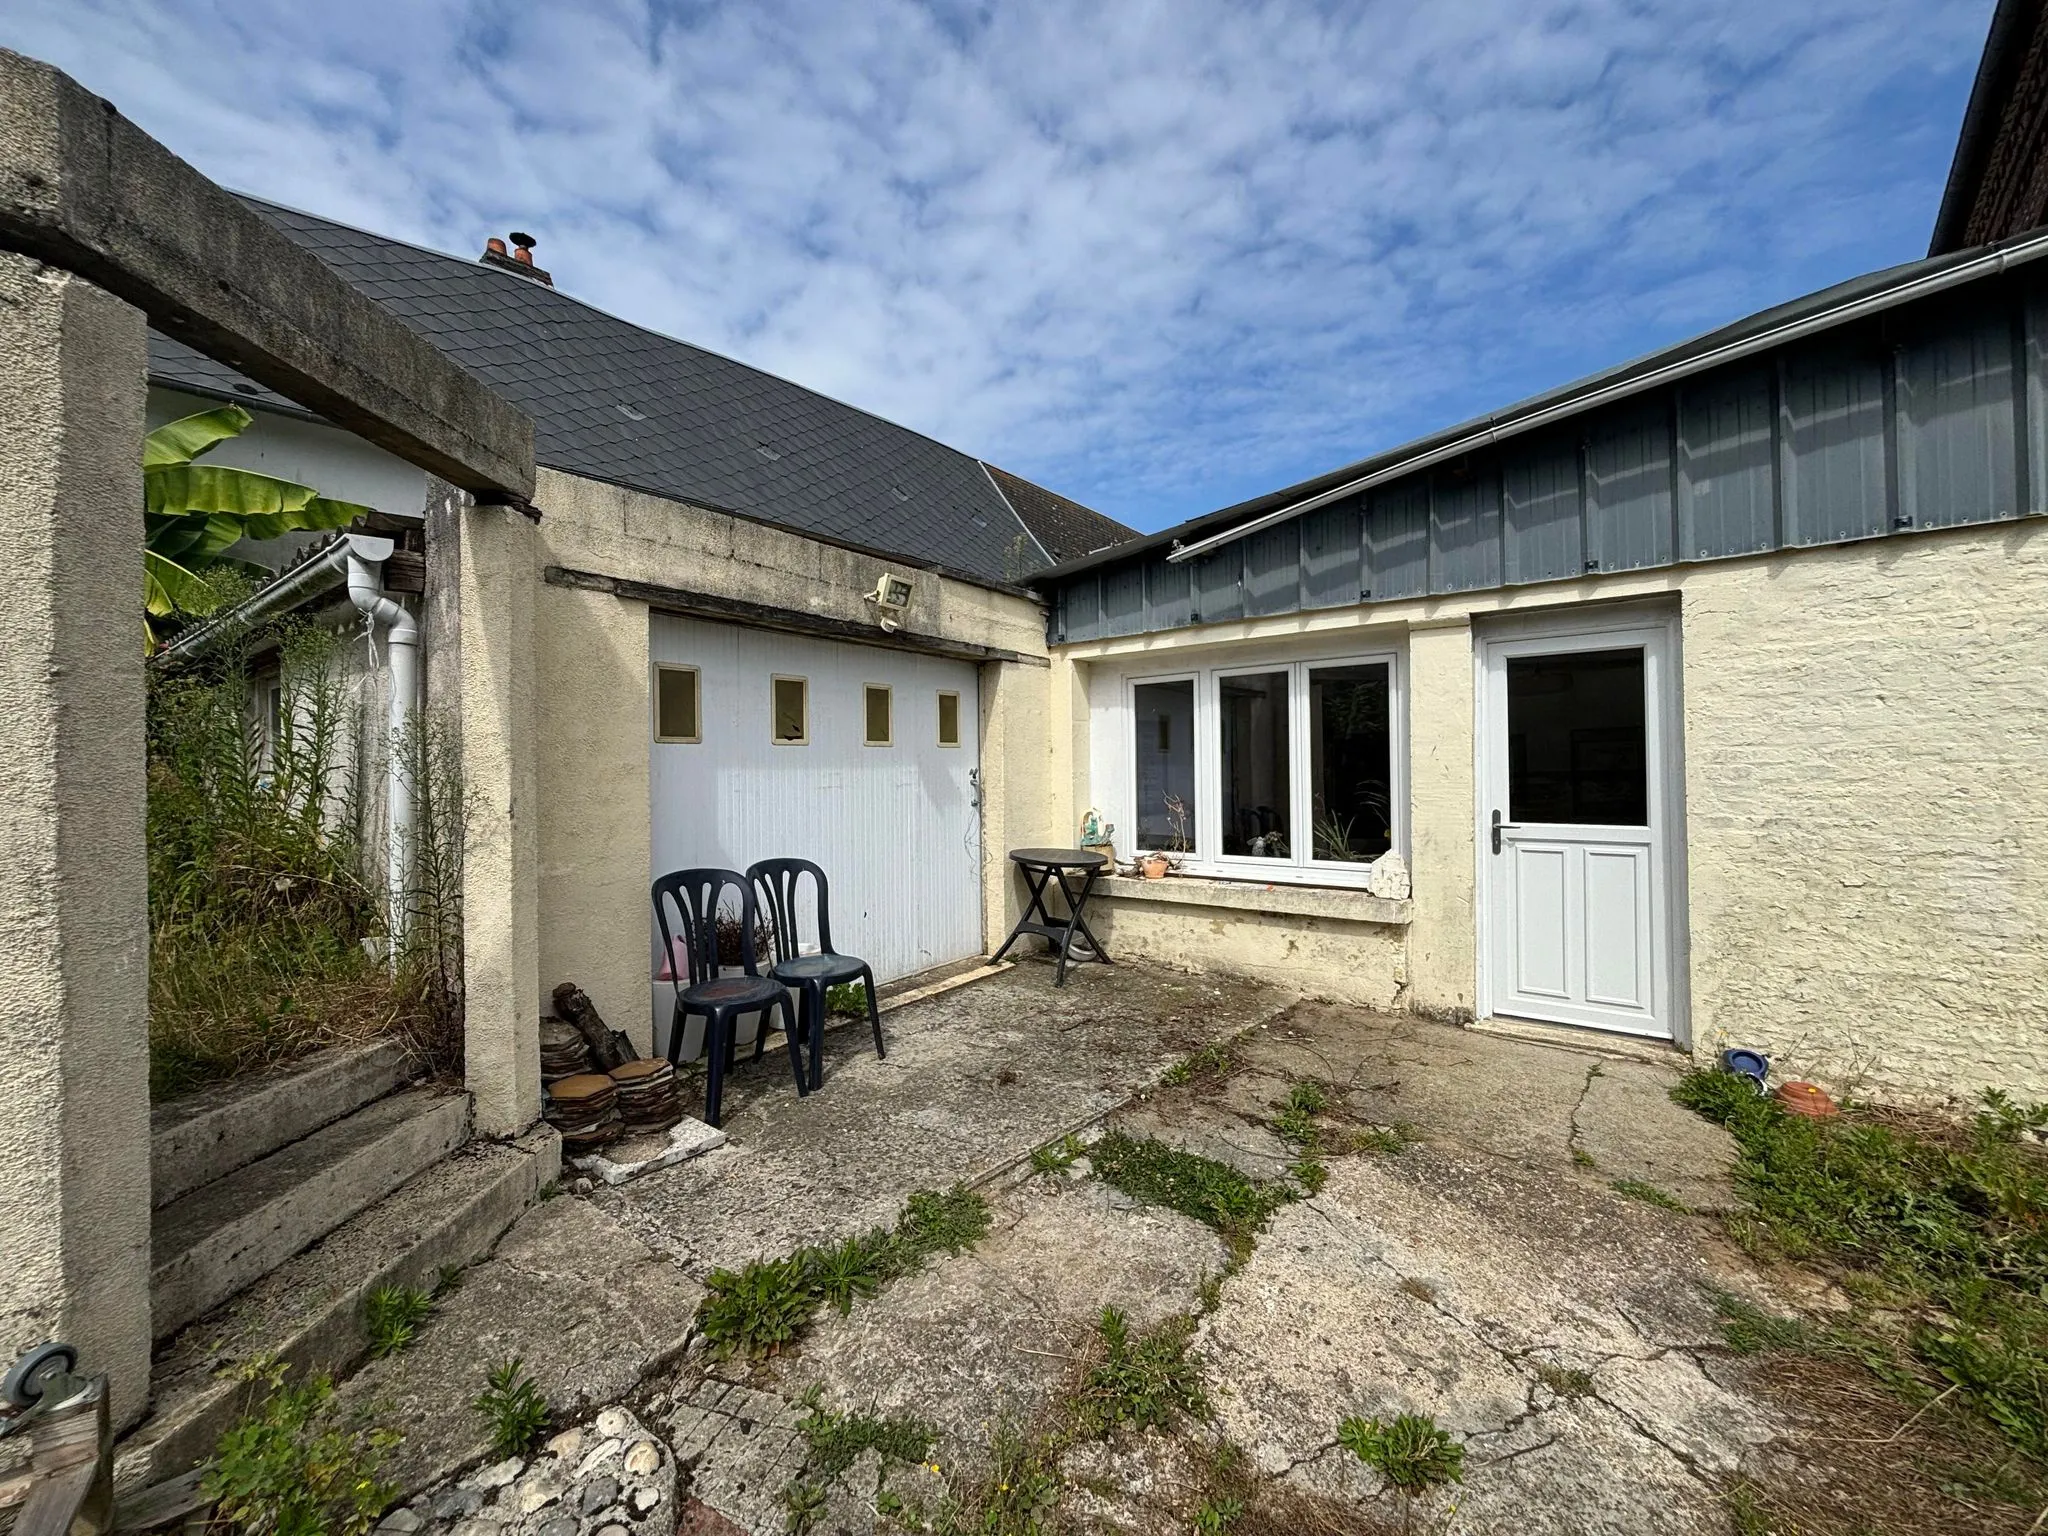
[142,405,254,468]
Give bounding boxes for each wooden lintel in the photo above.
[542,566,1049,668]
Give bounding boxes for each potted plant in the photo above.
[1138,852,1171,879]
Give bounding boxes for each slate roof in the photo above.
[982,464,1139,563]
[146,196,1135,590]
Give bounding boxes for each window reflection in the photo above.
[1310,663,1392,861]
[1220,671,1290,857]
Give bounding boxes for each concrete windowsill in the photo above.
[1094,874,1412,926]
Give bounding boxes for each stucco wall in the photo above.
[1677,524,2048,1104]
[526,468,1052,1045]
[1056,521,2048,1105]
[0,254,153,1426]
[1088,880,1409,1007]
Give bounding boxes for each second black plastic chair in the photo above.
[748,858,883,1090]
[651,867,803,1128]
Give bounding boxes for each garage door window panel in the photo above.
[772,676,809,744]
[864,684,893,746]
[654,664,700,743]
[937,690,961,747]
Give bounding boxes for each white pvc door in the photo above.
[649,615,983,1018]
[1480,622,1675,1039]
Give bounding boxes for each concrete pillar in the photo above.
[533,582,651,1055]
[1406,618,1478,1019]
[977,658,1055,951]
[456,501,542,1136]
[0,252,153,1427]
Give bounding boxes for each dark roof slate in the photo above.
[983,464,1138,563]
[146,197,1113,590]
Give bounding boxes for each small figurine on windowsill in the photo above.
[1080,807,1117,861]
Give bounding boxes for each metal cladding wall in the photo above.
[1049,275,2048,643]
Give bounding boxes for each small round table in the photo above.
[990,847,1114,987]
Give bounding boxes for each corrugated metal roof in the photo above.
[1035,229,2048,583]
[146,196,1118,591]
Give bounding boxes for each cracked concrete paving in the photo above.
[592,961,1283,1281]
[371,968,1780,1536]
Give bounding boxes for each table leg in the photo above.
[990,863,1059,963]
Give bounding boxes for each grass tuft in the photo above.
[1610,1178,1689,1212]
[1088,1130,1295,1257]
[1071,1307,1208,1438]
[696,1185,991,1359]
[1676,1069,2048,1473]
[362,1284,432,1359]
[1337,1412,1465,1494]
[1162,1038,1236,1087]
[1028,1133,1085,1175]
[473,1357,548,1461]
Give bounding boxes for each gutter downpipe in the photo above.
[342,535,417,945]
[1164,226,2048,566]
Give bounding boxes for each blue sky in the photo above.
[2,1,1994,532]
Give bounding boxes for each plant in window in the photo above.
[1312,805,1362,862]
[1163,794,1192,860]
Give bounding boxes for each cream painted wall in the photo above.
[527,468,1051,1043]
[1089,898,1407,1008]
[1676,525,2048,1104]
[1056,520,2048,1105]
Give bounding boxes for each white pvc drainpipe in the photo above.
[343,535,418,941]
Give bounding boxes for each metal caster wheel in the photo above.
[3,1342,78,1409]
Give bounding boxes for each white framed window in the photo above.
[863,683,893,746]
[653,663,701,743]
[771,675,809,744]
[1122,644,1403,886]
[936,690,962,747]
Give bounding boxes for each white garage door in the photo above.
[649,613,984,1009]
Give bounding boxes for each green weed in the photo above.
[1071,1308,1207,1439]
[1676,1070,2048,1471]
[1571,1147,1597,1169]
[473,1357,549,1461]
[362,1284,432,1359]
[1290,1156,1329,1195]
[791,1386,938,1483]
[1088,1130,1294,1257]
[1711,1291,1810,1355]
[1350,1124,1413,1156]
[1192,1496,1243,1533]
[204,1358,399,1536]
[824,981,870,1017]
[1532,1361,1595,1400]
[1028,1134,1085,1175]
[1610,1178,1688,1212]
[1161,1039,1235,1087]
[1337,1412,1465,1494]
[696,1185,991,1358]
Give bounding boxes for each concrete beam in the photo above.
[0,48,534,500]
[0,250,153,1427]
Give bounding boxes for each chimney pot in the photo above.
[484,236,508,257]
[513,246,533,265]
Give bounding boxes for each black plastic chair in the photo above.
[651,867,803,1128]
[748,858,883,1090]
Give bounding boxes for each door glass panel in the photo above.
[1220,671,1291,857]
[1132,681,1196,852]
[1506,648,1646,824]
[1309,663,1392,862]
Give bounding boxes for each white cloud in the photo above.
[1,0,1991,527]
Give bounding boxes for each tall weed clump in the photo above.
[1675,1071,2048,1477]
[147,611,467,1096]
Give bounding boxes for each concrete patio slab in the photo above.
[592,960,1283,1279]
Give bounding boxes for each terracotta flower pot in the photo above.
[1774,1081,1840,1118]
[1138,853,1170,880]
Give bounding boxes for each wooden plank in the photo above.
[543,566,1048,667]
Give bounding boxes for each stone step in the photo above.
[150,1040,420,1209]
[117,1127,560,1492]
[151,1087,472,1342]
